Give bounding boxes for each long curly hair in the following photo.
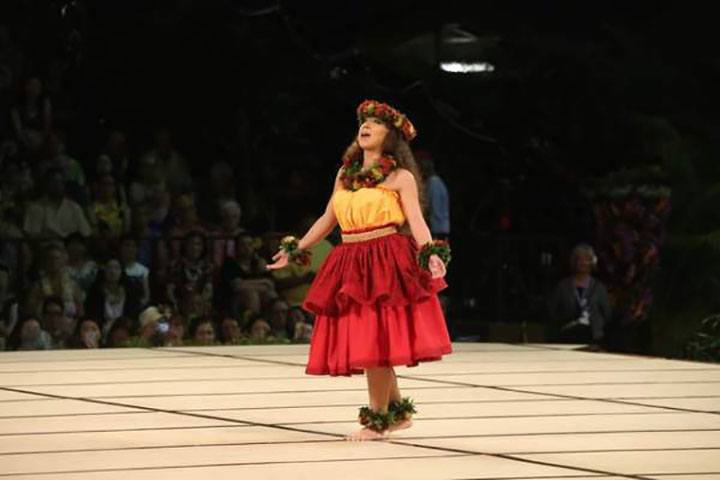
[341,125,426,211]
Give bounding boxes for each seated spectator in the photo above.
[135,305,170,347]
[0,263,19,350]
[64,233,97,291]
[166,231,214,309]
[128,162,166,208]
[10,77,52,154]
[167,313,186,346]
[289,306,313,341]
[166,193,207,259]
[25,243,85,319]
[86,174,131,238]
[201,160,238,224]
[547,244,611,349]
[139,127,192,193]
[84,258,141,345]
[41,296,76,349]
[0,205,24,281]
[211,199,247,267]
[129,202,165,269]
[35,131,87,204]
[219,316,244,345]
[191,317,217,346]
[266,298,290,339]
[119,235,150,307]
[75,318,101,348]
[217,233,277,317]
[23,167,92,239]
[250,317,271,340]
[106,316,134,348]
[178,290,210,327]
[97,130,130,191]
[14,317,52,350]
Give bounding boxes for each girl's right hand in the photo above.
[266,250,289,270]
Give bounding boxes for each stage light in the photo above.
[439,62,495,73]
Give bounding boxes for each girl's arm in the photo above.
[267,168,342,269]
[396,169,432,246]
[296,168,342,250]
[396,169,446,279]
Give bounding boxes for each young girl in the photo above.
[268,100,452,441]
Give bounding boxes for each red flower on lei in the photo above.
[340,154,397,191]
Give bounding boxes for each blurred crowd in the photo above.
[0,14,336,350]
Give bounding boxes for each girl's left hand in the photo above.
[428,254,446,279]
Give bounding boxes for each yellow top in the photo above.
[332,186,405,231]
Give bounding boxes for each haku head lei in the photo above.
[356,99,417,142]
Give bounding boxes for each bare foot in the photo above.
[345,427,387,441]
[387,417,413,433]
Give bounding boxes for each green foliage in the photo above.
[683,314,720,362]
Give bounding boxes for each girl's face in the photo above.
[357,116,389,151]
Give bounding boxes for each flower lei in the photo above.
[357,99,417,142]
[357,397,417,433]
[340,154,397,191]
[279,236,312,266]
[418,240,452,270]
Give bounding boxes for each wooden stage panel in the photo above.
[0,342,718,479]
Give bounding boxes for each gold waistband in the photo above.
[341,225,398,243]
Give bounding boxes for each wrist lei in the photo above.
[279,236,312,266]
[418,240,451,270]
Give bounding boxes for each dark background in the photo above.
[3,0,719,356]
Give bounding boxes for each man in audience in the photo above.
[23,167,92,239]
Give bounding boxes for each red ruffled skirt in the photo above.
[302,229,452,376]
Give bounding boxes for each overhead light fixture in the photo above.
[440,62,495,73]
[441,23,478,44]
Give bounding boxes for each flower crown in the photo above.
[356,99,417,142]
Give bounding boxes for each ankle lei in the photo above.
[357,397,416,433]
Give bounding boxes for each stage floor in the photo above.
[0,343,719,479]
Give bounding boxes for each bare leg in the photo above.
[346,367,393,441]
[389,367,401,403]
[386,368,413,433]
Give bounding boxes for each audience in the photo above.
[547,244,611,350]
[86,174,131,238]
[23,167,92,238]
[0,263,18,349]
[24,243,84,320]
[85,258,142,345]
[64,233,97,291]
